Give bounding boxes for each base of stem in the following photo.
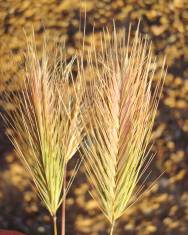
[110,221,115,235]
[53,215,57,235]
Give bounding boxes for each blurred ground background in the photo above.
[0,0,188,235]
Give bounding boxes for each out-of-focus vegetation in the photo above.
[0,1,188,235]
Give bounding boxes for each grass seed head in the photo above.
[2,33,84,216]
[80,24,166,224]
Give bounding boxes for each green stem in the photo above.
[110,221,115,235]
[53,215,57,235]
[61,166,67,235]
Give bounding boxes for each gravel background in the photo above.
[0,0,188,235]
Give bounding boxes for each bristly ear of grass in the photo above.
[2,33,84,224]
[80,24,166,231]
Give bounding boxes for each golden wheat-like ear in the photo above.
[80,24,166,233]
[3,37,65,218]
[56,61,85,164]
[2,33,84,234]
[54,48,85,235]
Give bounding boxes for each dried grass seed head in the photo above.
[81,24,166,224]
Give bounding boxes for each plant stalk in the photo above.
[110,221,115,235]
[53,215,57,235]
[61,165,67,235]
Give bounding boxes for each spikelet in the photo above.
[80,24,166,229]
[2,34,84,219]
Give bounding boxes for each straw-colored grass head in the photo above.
[2,34,84,217]
[80,24,166,225]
